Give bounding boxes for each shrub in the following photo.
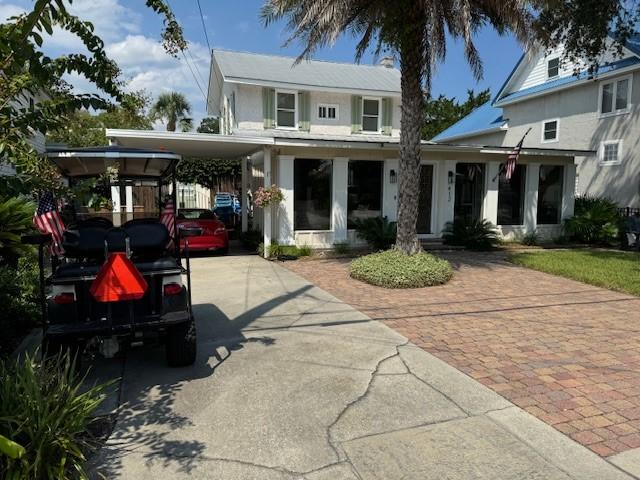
[0,353,111,479]
[353,216,397,250]
[0,196,36,267]
[522,231,538,246]
[564,196,620,245]
[442,218,499,250]
[240,229,262,250]
[297,244,312,257]
[258,242,311,259]
[350,250,453,288]
[333,242,350,254]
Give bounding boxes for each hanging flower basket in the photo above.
[254,185,285,208]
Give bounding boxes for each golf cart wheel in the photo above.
[166,319,196,367]
[43,336,83,372]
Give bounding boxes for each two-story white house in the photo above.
[434,36,640,210]
[107,49,592,252]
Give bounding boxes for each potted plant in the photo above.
[254,185,285,208]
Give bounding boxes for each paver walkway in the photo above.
[284,251,640,460]
[90,254,633,479]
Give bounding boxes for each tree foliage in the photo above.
[422,89,490,140]
[149,91,192,132]
[197,117,220,134]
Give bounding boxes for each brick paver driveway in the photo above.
[284,251,640,457]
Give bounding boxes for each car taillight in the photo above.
[54,293,75,304]
[163,283,182,296]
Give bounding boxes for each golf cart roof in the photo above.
[46,146,181,178]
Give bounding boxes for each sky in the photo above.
[1,0,525,129]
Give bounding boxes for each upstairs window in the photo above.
[547,57,560,79]
[362,98,381,132]
[599,140,622,165]
[276,90,297,128]
[318,104,338,120]
[600,76,631,115]
[541,119,559,143]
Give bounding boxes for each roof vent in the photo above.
[379,56,394,68]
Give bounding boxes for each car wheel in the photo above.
[166,319,197,367]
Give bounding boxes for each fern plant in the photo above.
[0,196,35,266]
[442,218,500,250]
[564,196,620,245]
[353,216,397,250]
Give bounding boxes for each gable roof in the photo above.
[211,49,401,96]
[431,101,506,142]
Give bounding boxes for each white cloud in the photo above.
[0,2,25,21]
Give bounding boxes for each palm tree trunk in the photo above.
[396,26,425,254]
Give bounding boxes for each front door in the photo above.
[417,165,433,234]
[454,163,485,222]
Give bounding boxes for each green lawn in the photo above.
[508,249,640,296]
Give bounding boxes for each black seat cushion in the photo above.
[54,257,181,279]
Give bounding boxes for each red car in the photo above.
[177,209,229,254]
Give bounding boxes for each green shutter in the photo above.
[298,91,310,131]
[262,87,275,129]
[381,98,393,135]
[351,95,363,133]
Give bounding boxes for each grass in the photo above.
[350,250,453,289]
[508,249,640,296]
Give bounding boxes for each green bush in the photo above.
[297,244,312,257]
[442,218,499,250]
[353,216,397,250]
[522,230,538,246]
[350,250,453,288]
[0,196,36,267]
[333,242,350,254]
[564,196,620,245]
[258,242,311,259]
[0,353,111,479]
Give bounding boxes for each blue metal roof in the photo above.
[496,56,640,105]
[626,34,640,57]
[431,101,505,142]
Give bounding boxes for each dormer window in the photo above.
[547,57,559,79]
[276,90,297,128]
[362,98,381,132]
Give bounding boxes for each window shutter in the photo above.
[299,91,310,131]
[262,87,275,129]
[351,95,362,133]
[381,98,393,135]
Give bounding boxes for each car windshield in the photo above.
[178,209,216,220]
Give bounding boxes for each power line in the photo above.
[195,0,211,52]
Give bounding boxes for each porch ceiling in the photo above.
[105,129,270,159]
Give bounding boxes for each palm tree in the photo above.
[149,91,193,132]
[262,0,533,254]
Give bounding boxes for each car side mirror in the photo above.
[22,233,52,245]
[179,227,202,238]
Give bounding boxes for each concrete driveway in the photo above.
[91,255,633,479]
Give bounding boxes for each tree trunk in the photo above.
[396,23,425,254]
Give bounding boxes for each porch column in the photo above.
[562,162,577,220]
[483,162,500,225]
[383,159,399,221]
[524,163,540,233]
[111,185,121,226]
[241,156,248,232]
[332,157,349,243]
[263,147,272,257]
[438,160,456,233]
[278,155,295,245]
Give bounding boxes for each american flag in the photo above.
[33,192,65,256]
[504,128,531,181]
[160,198,175,239]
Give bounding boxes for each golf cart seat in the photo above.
[53,256,181,280]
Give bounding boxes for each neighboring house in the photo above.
[107,49,592,252]
[434,36,640,209]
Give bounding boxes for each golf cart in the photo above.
[25,146,199,367]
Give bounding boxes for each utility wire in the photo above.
[195,0,211,52]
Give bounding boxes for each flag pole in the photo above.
[492,127,532,183]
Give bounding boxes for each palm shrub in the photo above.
[353,217,397,250]
[442,218,500,250]
[0,196,36,267]
[0,353,111,479]
[564,196,620,245]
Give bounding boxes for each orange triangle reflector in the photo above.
[90,252,148,302]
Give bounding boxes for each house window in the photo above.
[276,90,297,128]
[537,165,564,224]
[547,57,560,79]
[541,119,559,143]
[318,104,338,120]
[362,98,381,132]
[347,161,383,228]
[599,140,622,165]
[294,159,332,230]
[498,164,526,225]
[600,76,631,115]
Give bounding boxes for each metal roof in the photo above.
[212,49,401,96]
[431,102,506,142]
